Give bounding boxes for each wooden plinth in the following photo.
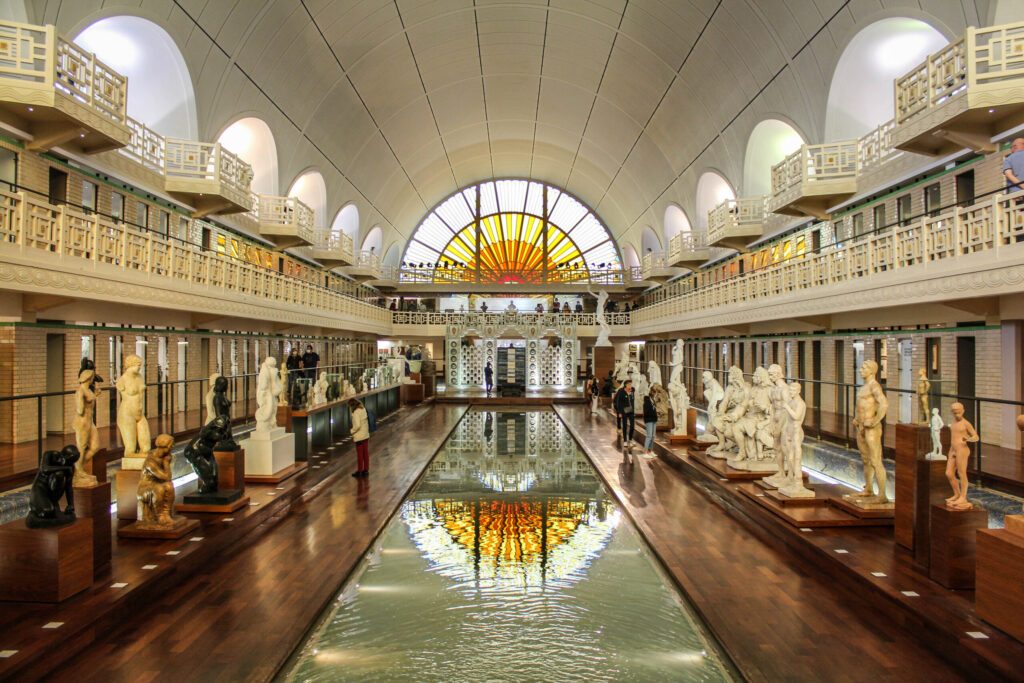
[0,518,93,602]
[119,516,200,540]
[244,460,307,484]
[277,404,292,432]
[400,383,424,404]
[755,473,810,491]
[215,448,245,491]
[739,484,895,527]
[688,439,713,451]
[668,432,694,444]
[593,347,614,386]
[895,423,950,558]
[929,503,987,589]
[73,482,111,574]
[177,495,250,514]
[689,451,768,480]
[829,495,896,521]
[115,468,141,521]
[977,516,1024,642]
[91,449,109,483]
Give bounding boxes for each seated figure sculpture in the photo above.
[698,371,725,444]
[708,366,749,459]
[730,367,775,469]
[27,445,80,528]
[183,415,231,495]
[137,434,177,528]
[211,375,237,450]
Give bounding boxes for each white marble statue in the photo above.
[669,380,690,435]
[728,367,775,470]
[778,382,814,498]
[311,374,328,406]
[204,372,221,425]
[647,360,662,390]
[254,357,282,435]
[708,366,749,459]
[698,371,725,444]
[763,364,790,487]
[669,338,684,386]
[634,368,649,403]
[116,354,151,456]
[928,407,946,460]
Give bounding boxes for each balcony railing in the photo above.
[391,311,632,327]
[857,119,903,173]
[0,20,129,151]
[771,142,859,198]
[668,231,707,261]
[165,139,254,199]
[395,265,643,286]
[895,36,969,125]
[118,116,165,174]
[257,195,316,246]
[632,191,1024,328]
[707,196,768,246]
[313,230,354,259]
[0,188,389,327]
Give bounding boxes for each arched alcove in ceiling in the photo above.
[825,18,947,141]
[383,242,402,267]
[743,119,805,196]
[623,244,640,269]
[287,170,327,230]
[663,204,692,244]
[332,203,360,243]
[218,117,279,195]
[74,16,197,140]
[641,226,661,254]
[362,226,383,254]
[695,172,736,231]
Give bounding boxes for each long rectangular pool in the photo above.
[281,409,733,682]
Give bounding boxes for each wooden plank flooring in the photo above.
[9,404,467,683]
[556,405,977,683]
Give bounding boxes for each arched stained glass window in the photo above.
[402,180,620,283]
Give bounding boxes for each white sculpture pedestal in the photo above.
[241,427,300,484]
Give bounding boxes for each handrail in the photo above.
[707,196,767,243]
[391,311,632,326]
[258,195,316,244]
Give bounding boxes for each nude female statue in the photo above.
[116,354,150,456]
[945,402,978,510]
[73,368,102,487]
[852,360,889,503]
[778,383,814,498]
[917,368,931,424]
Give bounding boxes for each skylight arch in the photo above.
[402,180,620,284]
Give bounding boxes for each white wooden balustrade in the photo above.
[311,230,355,268]
[0,20,129,153]
[257,195,315,249]
[894,21,1024,156]
[632,191,1024,333]
[164,139,254,216]
[667,231,710,268]
[707,197,768,250]
[770,141,859,219]
[0,188,389,330]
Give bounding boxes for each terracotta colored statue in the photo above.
[137,434,177,528]
[852,360,889,503]
[945,402,978,510]
[72,368,102,487]
[27,446,79,528]
[116,354,150,456]
[917,368,931,424]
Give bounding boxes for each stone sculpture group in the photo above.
[702,364,811,497]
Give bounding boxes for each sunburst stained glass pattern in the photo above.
[402,180,620,283]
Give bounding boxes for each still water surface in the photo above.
[282,409,732,682]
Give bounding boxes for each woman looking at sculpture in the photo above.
[642,390,658,459]
[350,398,371,478]
[116,354,150,456]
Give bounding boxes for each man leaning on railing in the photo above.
[1003,138,1024,194]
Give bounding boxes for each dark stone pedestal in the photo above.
[894,423,949,568]
[929,503,987,589]
[214,448,245,492]
[73,481,112,574]
[177,489,248,514]
[0,518,93,602]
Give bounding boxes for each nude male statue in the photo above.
[763,364,789,486]
[945,402,978,510]
[852,360,889,503]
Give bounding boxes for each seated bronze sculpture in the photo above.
[137,434,176,528]
[27,445,80,528]
[211,376,237,450]
[184,415,231,495]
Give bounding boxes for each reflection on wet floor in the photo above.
[282,409,732,682]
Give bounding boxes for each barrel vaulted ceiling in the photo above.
[31,0,995,256]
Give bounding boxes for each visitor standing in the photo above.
[1003,137,1024,192]
[642,391,658,458]
[614,379,636,451]
[350,398,370,477]
[585,374,599,415]
[484,361,494,395]
[302,344,320,380]
[286,347,302,393]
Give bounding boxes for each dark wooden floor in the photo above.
[8,404,466,683]
[556,405,985,683]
